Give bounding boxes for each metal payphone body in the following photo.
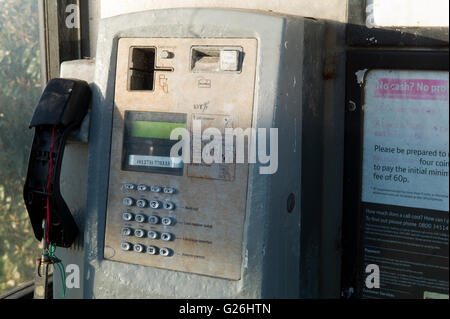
[58,8,325,298]
[104,37,258,280]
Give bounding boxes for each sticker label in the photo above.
[362,70,449,211]
[375,78,448,101]
[128,155,183,168]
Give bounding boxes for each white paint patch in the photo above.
[100,0,347,22]
[243,249,248,268]
[223,103,234,115]
[355,69,369,86]
[368,0,449,27]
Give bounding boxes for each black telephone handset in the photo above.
[23,78,91,247]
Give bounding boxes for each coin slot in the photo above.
[191,48,221,72]
[191,46,242,72]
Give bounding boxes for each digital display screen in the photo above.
[122,111,187,175]
[131,121,186,139]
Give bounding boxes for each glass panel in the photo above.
[0,0,42,294]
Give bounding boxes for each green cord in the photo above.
[45,243,66,299]
[55,263,66,298]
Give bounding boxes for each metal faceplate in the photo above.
[103,38,257,280]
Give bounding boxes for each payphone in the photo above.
[36,8,325,298]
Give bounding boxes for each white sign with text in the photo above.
[362,70,449,211]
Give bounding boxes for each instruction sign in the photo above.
[362,70,449,211]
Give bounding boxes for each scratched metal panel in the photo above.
[103,38,257,280]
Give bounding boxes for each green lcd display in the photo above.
[131,121,186,139]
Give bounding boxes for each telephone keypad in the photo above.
[119,182,177,256]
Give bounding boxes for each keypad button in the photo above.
[133,244,144,253]
[161,217,173,226]
[163,187,175,194]
[123,197,135,207]
[150,186,162,193]
[147,230,159,240]
[163,201,175,210]
[134,229,145,238]
[147,246,158,255]
[137,184,148,191]
[161,232,173,241]
[122,212,133,221]
[159,247,171,257]
[122,227,132,236]
[149,200,161,209]
[121,242,132,251]
[135,214,146,223]
[136,199,148,208]
[148,215,160,225]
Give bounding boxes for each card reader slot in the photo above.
[128,47,173,91]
